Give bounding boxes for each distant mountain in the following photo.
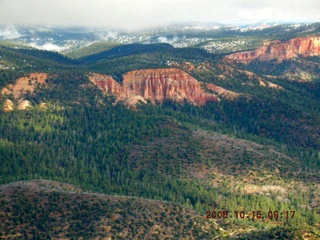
[224,36,320,63]
[1,22,320,55]
[78,43,173,63]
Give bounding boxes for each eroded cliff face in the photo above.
[122,68,219,105]
[1,73,47,112]
[224,36,320,63]
[89,68,220,106]
[88,74,133,101]
[1,73,48,99]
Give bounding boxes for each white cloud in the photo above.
[96,31,119,40]
[0,0,319,31]
[157,36,180,44]
[0,26,22,39]
[29,42,67,52]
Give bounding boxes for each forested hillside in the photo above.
[0,39,319,239]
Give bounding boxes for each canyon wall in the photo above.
[224,36,320,63]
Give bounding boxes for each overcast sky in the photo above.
[0,0,319,30]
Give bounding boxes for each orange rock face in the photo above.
[1,73,48,99]
[88,74,133,101]
[122,68,219,105]
[89,68,219,106]
[224,36,320,63]
[1,73,48,112]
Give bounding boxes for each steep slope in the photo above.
[224,36,320,63]
[89,68,220,106]
[123,68,219,105]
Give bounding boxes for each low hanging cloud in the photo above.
[0,0,319,31]
[29,43,68,52]
[96,31,119,40]
[0,26,22,39]
[157,36,180,44]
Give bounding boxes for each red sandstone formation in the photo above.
[88,74,133,101]
[89,68,220,106]
[224,36,320,63]
[1,73,48,99]
[122,68,219,105]
[1,73,48,112]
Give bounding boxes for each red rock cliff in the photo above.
[224,36,320,63]
[88,74,133,101]
[1,73,48,112]
[89,68,219,106]
[1,73,48,99]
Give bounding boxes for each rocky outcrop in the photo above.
[123,96,147,106]
[224,36,320,63]
[1,73,47,112]
[90,68,220,106]
[237,69,283,89]
[3,99,32,112]
[217,64,283,89]
[1,73,48,99]
[205,83,240,100]
[17,100,32,110]
[3,99,14,112]
[123,68,219,105]
[88,74,134,101]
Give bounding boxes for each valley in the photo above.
[0,22,320,239]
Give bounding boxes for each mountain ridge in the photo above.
[88,68,244,107]
[224,36,320,63]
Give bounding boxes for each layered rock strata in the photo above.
[89,68,221,106]
[224,36,320,63]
